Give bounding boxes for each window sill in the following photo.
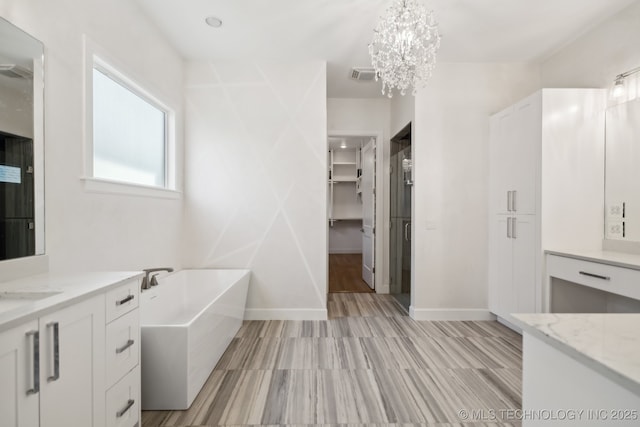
[81,177,182,199]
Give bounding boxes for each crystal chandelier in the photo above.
[369,0,441,97]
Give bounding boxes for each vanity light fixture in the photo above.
[612,65,640,99]
[205,16,223,28]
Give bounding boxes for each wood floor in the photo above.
[329,253,373,293]
[142,293,522,427]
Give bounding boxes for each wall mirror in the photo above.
[605,97,640,242]
[0,17,44,261]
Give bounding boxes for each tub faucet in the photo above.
[141,267,174,290]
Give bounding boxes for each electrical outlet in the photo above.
[606,221,624,239]
[608,203,624,219]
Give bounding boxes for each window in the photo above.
[92,68,167,188]
[83,38,177,198]
[92,67,167,188]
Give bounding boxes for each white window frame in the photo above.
[82,36,179,199]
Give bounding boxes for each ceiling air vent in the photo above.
[350,67,376,81]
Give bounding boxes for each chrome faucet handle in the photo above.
[150,274,160,287]
[141,267,174,290]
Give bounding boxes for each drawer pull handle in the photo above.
[116,294,134,306]
[26,330,39,395]
[116,339,135,354]
[579,271,611,281]
[116,399,135,418]
[47,322,60,382]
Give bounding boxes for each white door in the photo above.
[488,215,514,318]
[510,94,540,215]
[512,215,537,313]
[0,319,40,427]
[39,294,105,427]
[361,138,375,289]
[489,108,515,215]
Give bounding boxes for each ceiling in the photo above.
[136,0,639,98]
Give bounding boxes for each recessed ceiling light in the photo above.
[205,16,223,28]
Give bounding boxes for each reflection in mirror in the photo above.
[0,17,44,261]
[605,97,640,242]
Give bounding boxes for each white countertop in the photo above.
[0,271,142,332]
[546,249,640,271]
[512,313,640,396]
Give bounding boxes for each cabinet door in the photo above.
[512,215,537,313]
[488,215,513,317]
[39,295,106,427]
[489,108,514,215]
[0,320,39,427]
[510,94,541,215]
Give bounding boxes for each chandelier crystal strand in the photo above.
[369,0,441,97]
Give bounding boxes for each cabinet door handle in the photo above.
[507,217,512,238]
[47,322,60,382]
[26,330,39,395]
[512,190,517,212]
[512,217,517,239]
[116,339,135,354]
[116,399,135,418]
[116,294,134,306]
[579,271,611,281]
[404,222,411,241]
[507,191,512,212]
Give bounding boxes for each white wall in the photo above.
[541,0,640,253]
[390,93,414,137]
[328,221,362,254]
[327,97,390,291]
[182,61,328,320]
[541,1,640,89]
[0,0,184,275]
[411,62,540,319]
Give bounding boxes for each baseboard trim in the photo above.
[409,307,496,321]
[244,308,328,321]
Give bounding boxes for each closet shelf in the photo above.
[331,177,358,183]
[333,161,357,165]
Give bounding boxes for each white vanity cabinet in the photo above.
[0,319,39,427]
[39,295,105,427]
[104,279,140,427]
[0,273,141,427]
[0,295,105,427]
[488,89,606,323]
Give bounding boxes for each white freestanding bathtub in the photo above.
[140,269,250,410]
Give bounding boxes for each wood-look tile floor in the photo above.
[142,293,522,427]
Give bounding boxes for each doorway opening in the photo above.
[328,134,376,293]
[390,123,412,311]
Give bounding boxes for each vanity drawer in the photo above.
[547,254,640,301]
[106,279,140,323]
[106,366,140,427]
[106,309,139,387]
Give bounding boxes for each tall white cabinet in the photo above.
[488,89,606,323]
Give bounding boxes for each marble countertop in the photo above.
[0,271,142,332]
[512,313,640,396]
[545,249,640,271]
